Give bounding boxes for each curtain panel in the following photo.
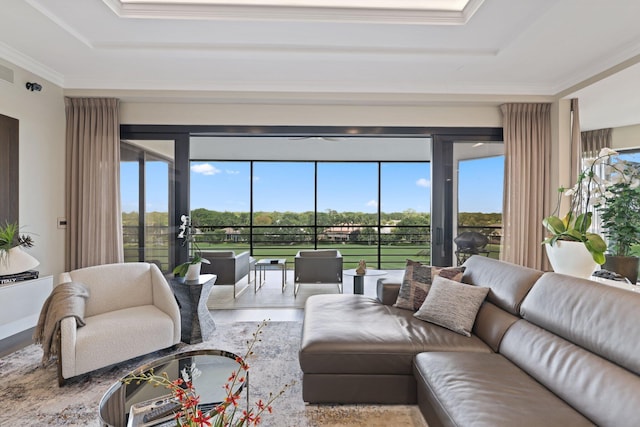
[500,103,552,270]
[65,97,123,270]
[581,128,612,158]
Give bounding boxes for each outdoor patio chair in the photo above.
[454,231,490,265]
[294,249,343,296]
[200,250,254,298]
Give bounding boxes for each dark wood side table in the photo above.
[168,274,217,344]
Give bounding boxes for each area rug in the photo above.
[0,321,427,427]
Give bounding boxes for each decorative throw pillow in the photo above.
[394,260,466,311]
[414,275,490,337]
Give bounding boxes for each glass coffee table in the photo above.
[99,349,247,427]
[343,269,387,295]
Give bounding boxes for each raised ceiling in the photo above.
[2,0,640,130]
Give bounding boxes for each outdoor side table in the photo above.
[169,274,216,344]
[255,258,287,292]
[343,269,387,295]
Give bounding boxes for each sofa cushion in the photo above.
[500,319,640,427]
[73,305,176,376]
[414,276,489,337]
[394,260,465,311]
[202,250,235,257]
[413,352,595,427]
[461,255,542,315]
[520,272,640,375]
[298,249,339,257]
[65,263,155,316]
[300,294,491,376]
[472,301,520,352]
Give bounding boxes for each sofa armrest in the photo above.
[59,316,77,379]
[57,272,72,287]
[377,277,401,306]
[235,251,251,278]
[149,264,181,342]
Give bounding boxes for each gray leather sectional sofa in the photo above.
[299,256,640,426]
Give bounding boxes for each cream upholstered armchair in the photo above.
[57,262,180,384]
[294,249,343,296]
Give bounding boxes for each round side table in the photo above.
[343,269,387,295]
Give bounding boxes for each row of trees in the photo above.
[123,209,501,228]
[122,209,501,246]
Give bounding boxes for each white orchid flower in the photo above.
[598,147,618,157]
[181,367,191,382]
[191,366,202,380]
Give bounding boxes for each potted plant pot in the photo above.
[185,262,202,281]
[603,255,639,284]
[545,241,599,279]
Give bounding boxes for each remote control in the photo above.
[142,401,182,423]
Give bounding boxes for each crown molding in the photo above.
[0,43,64,87]
[102,0,485,24]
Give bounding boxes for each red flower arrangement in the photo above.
[123,321,291,427]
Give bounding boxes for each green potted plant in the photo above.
[597,159,640,283]
[172,215,210,282]
[542,148,616,277]
[172,252,210,281]
[0,221,38,276]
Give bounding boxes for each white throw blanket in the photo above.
[33,282,89,365]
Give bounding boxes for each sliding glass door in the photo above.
[120,138,184,271]
[121,125,502,272]
[454,142,504,265]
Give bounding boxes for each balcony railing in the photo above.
[124,223,502,272]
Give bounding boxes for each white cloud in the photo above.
[225,169,240,175]
[191,163,221,175]
[416,178,430,188]
[366,199,378,208]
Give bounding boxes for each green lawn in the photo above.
[126,242,501,272]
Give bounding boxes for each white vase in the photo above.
[0,246,40,276]
[545,241,598,279]
[185,262,201,281]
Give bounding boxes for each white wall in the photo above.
[119,101,505,127]
[612,124,640,151]
[1,59,566,279]
[0,59,66,277]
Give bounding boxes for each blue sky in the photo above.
[121,157,504,214]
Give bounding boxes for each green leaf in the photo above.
[574,213,592,234]
[585,233,607,253]
[172,263,189,277]
[542,216,566,234]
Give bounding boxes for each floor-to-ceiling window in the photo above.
[188,159,430,269]
[120,139,177,271]
[120,125,503,272]
[454,142,505,264]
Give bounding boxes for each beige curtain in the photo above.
[500,103,552,270]
[65,98,123,270]
[581,128,611,158]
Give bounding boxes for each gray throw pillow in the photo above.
[414,275,489,337]
[394,259,466,311]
